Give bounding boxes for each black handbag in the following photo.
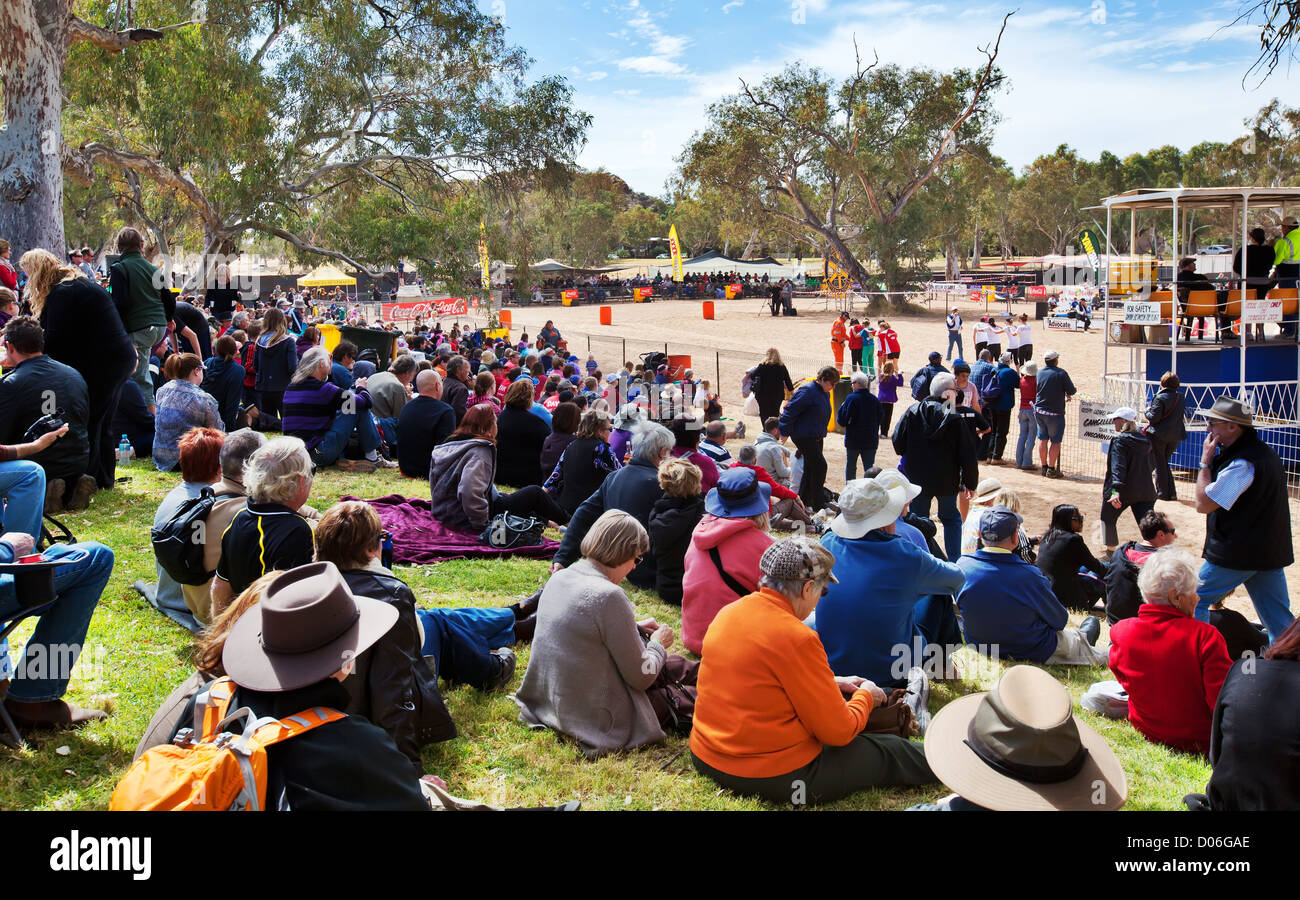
[480,513,545,549]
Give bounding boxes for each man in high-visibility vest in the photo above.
[830,311,848,373]
[1274,215,1299,338]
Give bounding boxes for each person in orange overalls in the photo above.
[830,312,849,373]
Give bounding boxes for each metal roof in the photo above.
[1101,187,1300,210]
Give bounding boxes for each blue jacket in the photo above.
[836,388,882,451]
[817,530,965,684]
[1033,364,1076,415]
[970,360,995,396]
[779,382,830,440]
[956,549,1066,663]
[993,363,1019,412]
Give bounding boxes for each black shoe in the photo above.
[1040,465,1049,477]
[44,478,66,515]
[64,475,97,512]
[488,647,517,689]
[1079,615,1101,647]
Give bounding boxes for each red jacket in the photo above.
[0,259,17,292]
[877,328,900,355]
[732,462,798,502]
[1109,603,1231,754]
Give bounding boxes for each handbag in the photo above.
[480,513,545,549]
[861,688,918,738]
[641,635,699,735]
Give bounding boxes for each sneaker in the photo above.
[373,457,399,469]
[489,647,517,689]
[1051,466,1064,479]
[1040,465,1050,477]
[905,666,931,736]
[336,458,377,473]
[64,474,97,512]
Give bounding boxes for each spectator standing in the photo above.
[1144,371,1186,501]
[1015,362,1038,469]
[1100,407,1157,554]
[1193,396,1295,641]
[987,353,1019,464]
[1033,349,1075,479]
[876,362,904,438]
[253,308,297,427]
[108,227,168,414]
[751,348,794,425]
[891,372,978,562]
[836,370,881,481]
[779,367,837,512]
[830,311,848,374]
[945,307,963,360]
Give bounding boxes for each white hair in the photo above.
[220,428,267,481]
[850,370,871,388]
[630,421,675,464]
[291,346,331,384]
[244,436,312,505]
[1137,548,1199,603]
[930,372,956,398]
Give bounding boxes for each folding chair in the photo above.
[0,555,81,749]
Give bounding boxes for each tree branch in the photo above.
[240,220,381,276]
[66,16,182,52]
[73,142,223,227]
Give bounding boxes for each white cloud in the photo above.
[587,70,609,81]
[617,55,687,75]
[722,0,744,12]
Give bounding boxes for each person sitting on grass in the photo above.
[690,537,936,806]
[161,563,431,810]
[731,444,814,533]
[539,401,580,477]
[201,335,246,432]
[209,437,316,617]
[956,507,1107,667]
[514,510,694,757]
[428,404,570,536]
[542,407,621,517]
[670,413,720,493]
[396,369,455,479]
[282,347,396,471]
[153,353,222,473]
[1108,548,1231,756]
[648,457,705,606]
[1036,504,1108,613]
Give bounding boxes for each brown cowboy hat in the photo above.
[1196,395,1254,428]
[923,666,1127,811]
[221,562,398,692]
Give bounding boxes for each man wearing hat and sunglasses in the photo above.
[1193,395,1296,641]
[167,562,430,810]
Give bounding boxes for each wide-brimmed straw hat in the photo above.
[222,562,398,692]
[1196,395,1254,427]
[924,666,1127,811]
[831,478,906,540]
[972,477,1003,503]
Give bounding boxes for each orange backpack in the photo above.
[110,677,345,811]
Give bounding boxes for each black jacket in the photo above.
[0,354,90,481]
[1103,431,1157,504]
[496,405,551,487]
[39,278,136,401]
[1036,531,1107,613]
[648,494,706,604]
[752,363,793,413]
[1204,429,1293,571]
[1104,540,1151,624]
[442,376,469,423]
[836,388,882,451]
[340,568,457,769]
[554,436,613,515]
[1144,387,1186,444]
[1206,658,1300,810]
[891,397,978,497]
[396,395,455,479]
[554,458,664,588]
[202,356,246,431]
[169,677,429,811]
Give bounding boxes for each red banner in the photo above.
[1027,285,1047,298]
[633,287,653,301]
[562,289,579,301]
[382,298,468,321]
[968,289,982,302]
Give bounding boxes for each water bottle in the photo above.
[117,435,132,467]
[381,531,393,570]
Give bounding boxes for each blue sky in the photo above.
[486,0,1295,195]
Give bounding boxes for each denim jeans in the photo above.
[0,461,45,538]
[312,411,382,466]
[1015,409,1036,467]
[374,416,400,450]
[418,607,515,689]
[946,332,963,360]
[844,445,877,481]
[0,542,115,702]
[1196,561,1295,642]
[130,325,167,407]
[910,490,962,562]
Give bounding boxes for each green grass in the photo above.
[0,461,1213,810]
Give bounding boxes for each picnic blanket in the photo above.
[347,495,559,565]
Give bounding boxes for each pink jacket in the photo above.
[681,514,775,655]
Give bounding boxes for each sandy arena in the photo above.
[473,296,1300,620]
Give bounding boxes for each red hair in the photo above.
[178,427,224,483]
[451,403,497,442]
[1265,617,1300,662]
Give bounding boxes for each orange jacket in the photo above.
[831,319,848,344]
[689,588,875,778]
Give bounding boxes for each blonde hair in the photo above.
[580,509,649,568]
[244,436,312,505]
[763,347,782,366]
[577,408,612,439]
[18,248,84,316]
[658,456,702,498]
[195,571,280,674]
[989,488,1021,515]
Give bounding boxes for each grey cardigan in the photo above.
[512,559,667,756]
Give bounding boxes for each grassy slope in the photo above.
[0,462,1212,811]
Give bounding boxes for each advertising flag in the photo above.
[669,225,684,283]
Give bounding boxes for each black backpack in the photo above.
[910,366,933,401]
[977,367,1003,403]
[151,488,241,585]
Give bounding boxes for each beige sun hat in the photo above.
[972,477,1003,504]
[924,666,1127,811]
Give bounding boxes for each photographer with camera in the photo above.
[0,317,93,512]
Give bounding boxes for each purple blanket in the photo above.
[347,495,559,565]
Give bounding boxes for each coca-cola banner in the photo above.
[382,298,469,321]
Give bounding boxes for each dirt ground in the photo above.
[482,296,1300,621]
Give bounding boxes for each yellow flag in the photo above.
[669,225,684,283]
[479,222,490,290]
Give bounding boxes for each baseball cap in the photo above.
[1044,349,1060,361]
[1112,407,1138,422]
[979,506,1023,544]
[929,351,942,361]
